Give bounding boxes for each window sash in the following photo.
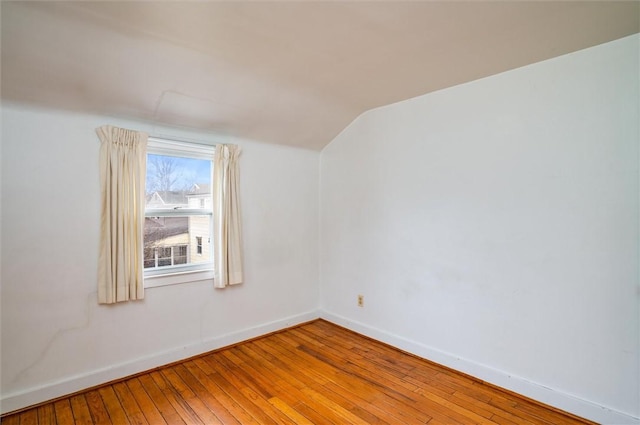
[145,208,212,216]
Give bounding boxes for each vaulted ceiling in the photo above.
[2,1,638,150]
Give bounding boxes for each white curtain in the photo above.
[213,144,243,288]
[96,125,148,304]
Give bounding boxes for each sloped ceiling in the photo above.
[2,1,638,150]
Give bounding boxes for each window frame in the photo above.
[143,138,215,288]
[196,236,203,255]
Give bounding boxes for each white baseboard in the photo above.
[0,310,320,415]
[320,310,640,425]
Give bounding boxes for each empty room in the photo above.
[1,1,638,424]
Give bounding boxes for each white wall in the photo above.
[0,105,320,412]
[320,34,639,424]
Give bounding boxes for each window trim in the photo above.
[147,137,216,159]
[145,269,215,289]
[144,138,215,288]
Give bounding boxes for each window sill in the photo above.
[144,269,214,288]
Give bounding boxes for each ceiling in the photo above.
[2,1,638,151]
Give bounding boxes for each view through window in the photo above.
[144,142,214,277]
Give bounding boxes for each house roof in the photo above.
[144,217,189,244]
[189,184,211,196]
[1,1,637,151]
[147,191,189,208]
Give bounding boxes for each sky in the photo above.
[146,154,211,192]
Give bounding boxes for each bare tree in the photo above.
[147,156,182,193]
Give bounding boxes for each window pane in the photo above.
[174,245,188,265]
[158,247,172,267]
[143,248,155,268]
[144,216,212,269]
[145,154,211,210]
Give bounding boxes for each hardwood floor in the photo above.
[2,320,595,425]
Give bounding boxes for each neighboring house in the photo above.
[186,184,212,265]
[144,216,189,268]
[146,190,189,209]
[144,185,211,269]
[187,183,211,209]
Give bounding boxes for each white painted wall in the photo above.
[0,105,320,412]
[320,35,639,424]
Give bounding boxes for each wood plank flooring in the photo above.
[2,320,595,424]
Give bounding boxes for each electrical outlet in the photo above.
[357,294,364,307]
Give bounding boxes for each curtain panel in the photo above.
[213,144,244,288]
[96,125,148,304]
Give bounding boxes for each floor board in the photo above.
[2,320,596,424]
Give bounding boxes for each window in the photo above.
[144,138,215,287]
[144,244,188,268]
